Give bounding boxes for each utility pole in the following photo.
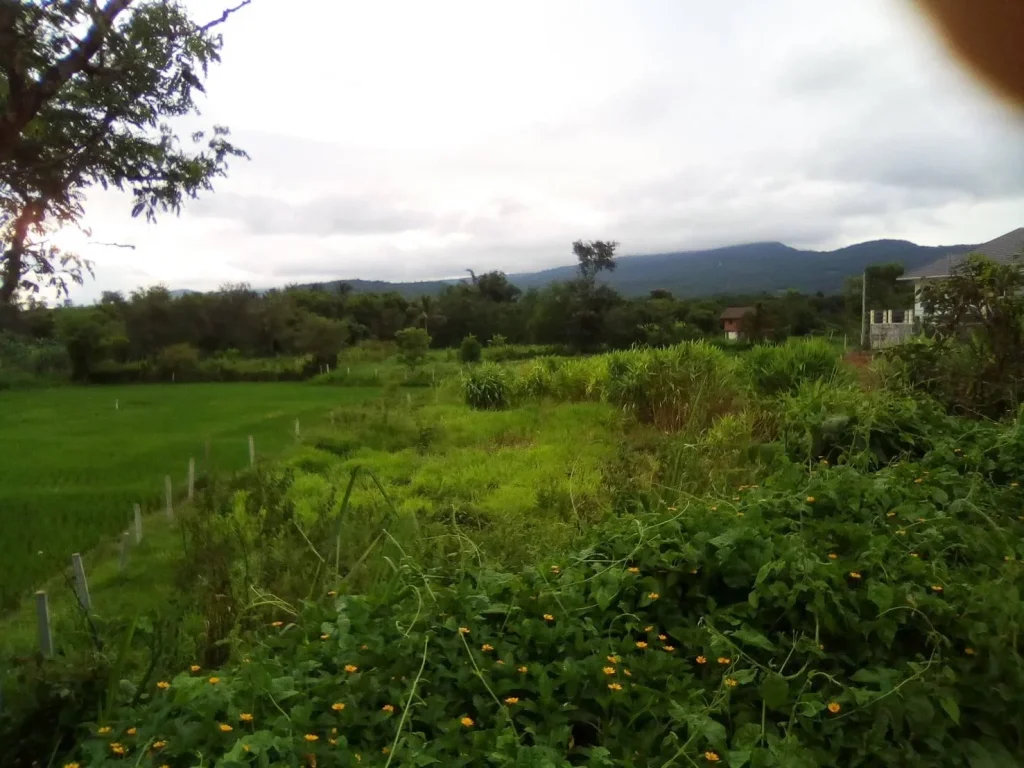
[860,268,868,349]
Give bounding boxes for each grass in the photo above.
[0,383,379,611]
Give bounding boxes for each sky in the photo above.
[60,0,1024,301]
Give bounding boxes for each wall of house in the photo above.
[870,323,916,349]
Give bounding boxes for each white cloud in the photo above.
[62,0,1024,301]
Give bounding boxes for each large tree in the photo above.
[0,0,251,312]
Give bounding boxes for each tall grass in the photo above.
[739,337,846,396]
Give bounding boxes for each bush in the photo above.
[740,337,844,396]
[154,342,201,380]
[463,363,510,409]
[395,328,431,369]
[458,334,482,363]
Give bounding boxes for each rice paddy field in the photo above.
[0,383,378,610]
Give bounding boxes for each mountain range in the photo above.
[316,239,977,299]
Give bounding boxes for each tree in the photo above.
[459,334,482,363]
[413,294,445,335]
[573,240,618,282]
[0,0,251,310]
[395,327,430,369]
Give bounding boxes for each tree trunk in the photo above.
[0,204,36,307]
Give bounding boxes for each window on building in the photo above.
[891,309,905,324]
[872,310,884,324]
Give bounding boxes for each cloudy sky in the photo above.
[62,0,1024,301]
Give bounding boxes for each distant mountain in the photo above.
[318,239,977,298]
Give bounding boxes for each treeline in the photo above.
[1,242,857,384]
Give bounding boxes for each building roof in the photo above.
[899,227,1024,280]
[720,306,756,320]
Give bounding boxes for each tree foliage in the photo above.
[0,0,250,310]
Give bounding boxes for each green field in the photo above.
[0,383,378,610]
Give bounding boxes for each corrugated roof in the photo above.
[899,227,1024,280]
[720,306,756,320]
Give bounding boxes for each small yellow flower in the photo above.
[705,751,721,762]
[361,644,368,650]
[897,529,907,536]
[931,584,944,593]
[543,614,555,621]
[271,621,283,627]
[916,517,926,523]
[382,746,390,754]
[550,565,561,574]
[305,733,319,742]
[806,496,815,503]
[886,511,896,517]
[724,677,738,687]
[345,664,358,673]
[332,702,345,711]
[152,741,167,749]
[710,506,718,511]
[219,724,233,732]
[636,641,648,649]
[624,668,632,676]
[518,665,528,673]
[321,633,330,640]
[910,553,919,558]
[663,645,676,652]
[644,625,654,632]
[828,553,838,560]
[126,727,136,735]
[607,655,620,663]
[658,634,667,641]
[848,571,862,580]
[329,738,338,746]
[97,726,112,734]
[109,743,126,755]
[1013,482,1020,488]
[608,682,623,691]
[603,666,617,675]
[717,656,730,665]
[648,592,660,600]
[64,764,80,768]
[628,567,640,574]
[827,701,841,714]
[461,716,475,727]
[156,680,170,689]
[458,627,470,634]
[497,659,505,665]
[327,590,337,596]
[208,677,220,685]
[382,704,395,713]
[481,644,494,652]
[696,655,707,664]
[191,664,201,672]
[240,713,253,722]
[965,647,976,655]
[914,478,923,484]
[505,696,519,705]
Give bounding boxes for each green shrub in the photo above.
[395,328,431,369]
[740,337,844,396]
[462,364,510,409]
[458,334,482,363]
[154,342,201,380]
[605,341,740,432]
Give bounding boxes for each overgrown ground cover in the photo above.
[6,338,1024,766]
[0,383,379,610]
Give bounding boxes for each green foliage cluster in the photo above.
[0,331,69,387]
[55,419,1024,766]
[458,333,483,363]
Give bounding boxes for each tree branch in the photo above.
[200,0,254,31]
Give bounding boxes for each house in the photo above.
[897,227,1024,319]
[868,226,1024,348]
[720,306,755,340]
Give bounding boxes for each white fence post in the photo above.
[71,553,91,612]
[188,457,195,501]
[165,475,174,520]
[248,435,255,467]
[36,591,53,657]
[134,503,142,544]
[295,418,301,440]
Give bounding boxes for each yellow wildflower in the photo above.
[208,677,220,685]
[603,666,617,675]
[827,701,841,714]
[332,702,345,711]
[648,592,660,600]
[658,634,667,641]
[717,657,731,665]
[458,627,470,634]
[663,645,676,652]
[543,614,555,621]
[271,621,283,627]
[327,590,337,596]
[156,681,170,689]
[848,571,862,580]
[345,664,358,673]
[304,733,319,742]
[608,682,623,691]
[550,565,561,574]
[965,647,976,656]
[321,633,330,640]
[644,625,654,632]
[828,553,838,560]
[505,696,519,705]
[518,665,528,673]
[152,741,167,749]
[696,655,707,664]
[219,724,233,732]
[126,727,136,735]
[97,726,112,734]
[109,743,126,755]
[628,567,640,574]
[624,669,632,676]
[636,641,648,649]
[724,677,738,687]
[931,584,944,593]
[461,716,475,727]
[806,496,815,503]
[382,704,395,713]
[705,751,721,763]
[240,713,253,722]
[607,655,620,663]
[481,644,494,651]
